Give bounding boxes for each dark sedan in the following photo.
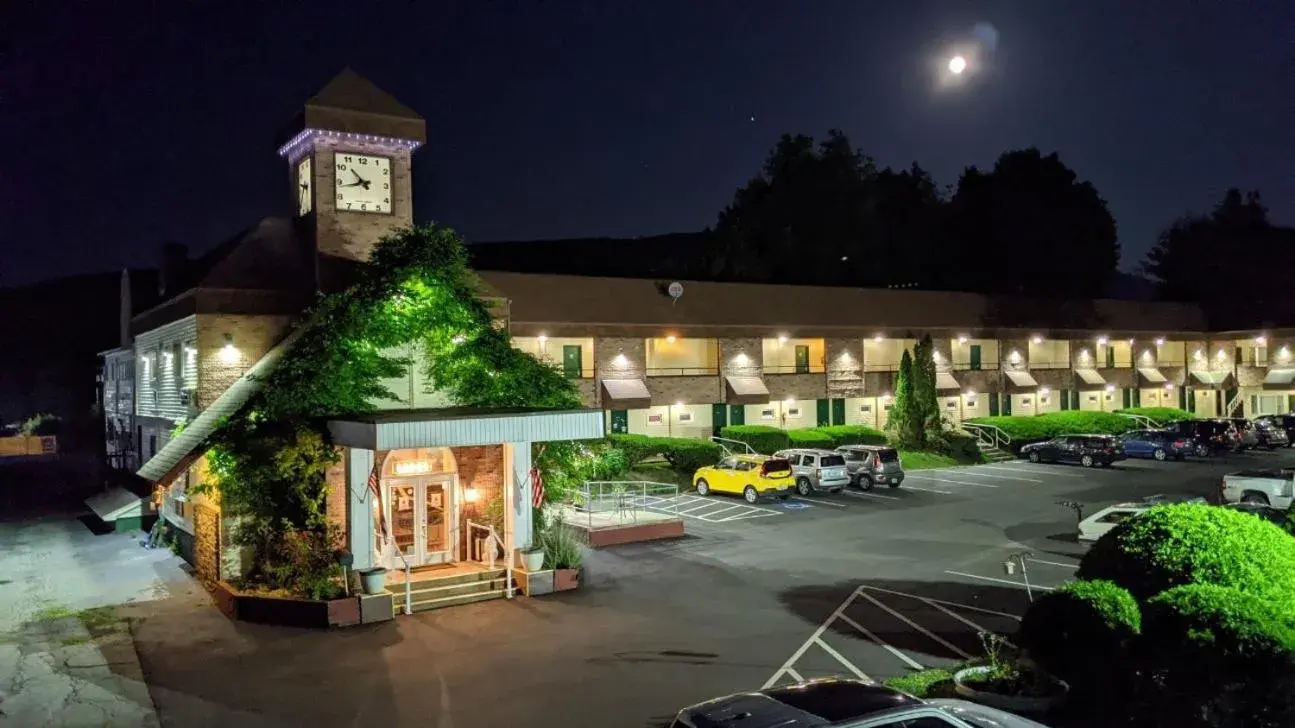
[1020,434,1126,467]
[1118,429,1191,461]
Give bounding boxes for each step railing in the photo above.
[1224,394,1244,418]
[962,423,1011,449]
[467,520,513,599]
[709,436,757,456]
[1117,413,1162,429]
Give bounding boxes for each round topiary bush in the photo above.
[1018,579,1141,688]
[1077,503,1295,609]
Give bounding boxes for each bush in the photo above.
[658,438,723,472]
[787,428,835,448]
[1114,407,1195,424]
[966,411,1139,441]
[813,425,887,448]
[1078,503,1295,609]
[720,425,789,454]
[883,668,954,698]
[606,434,662,467]
[1133,584,1295,727]
[19,413,61,437]
[928,430,983,463]
[1019,579,1141,689]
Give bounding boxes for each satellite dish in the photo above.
[667,281,684,303]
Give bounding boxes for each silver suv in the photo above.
[837,445,905,490]
[773,449,850,495]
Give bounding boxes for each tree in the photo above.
[886,350,921,447]
[911,335,940,434]
[1142,188,1295,307]
[939,148,1119,297]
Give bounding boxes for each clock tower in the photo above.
[277,69,426,287]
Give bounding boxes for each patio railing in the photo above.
[572,481,682,531]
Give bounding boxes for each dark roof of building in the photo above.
[307,68,423,121]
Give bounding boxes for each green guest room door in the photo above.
[831,398,846,425]
[729,405,745,426]
[609,410,629,434]
[711,404,728,437]
[816,399,830,426]
[794,345,810,374]
[562,345,583,378]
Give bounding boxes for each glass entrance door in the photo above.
[386,477,455,566]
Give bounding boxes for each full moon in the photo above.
[948,55,967,74]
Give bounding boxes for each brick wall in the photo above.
[765,373,827,401]
[594,337,646,407]
[453,445,503,557]
[195,314,295,408]
[324,453,347,530]
[309,139,414,262]
[194,503,221,585]
[645,375,723,406]
[826,338,864,398]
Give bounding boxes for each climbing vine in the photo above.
[199,224,581,594]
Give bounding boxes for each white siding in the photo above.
[329,410,605,451]
[136,316,198,422]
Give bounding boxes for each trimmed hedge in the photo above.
[1019,579,1141,688]
[1078,503,1295,609]
[966,411,1139,440]
[1142,584,1295,667]
[606,434,722,472]
[813,425,887,448]
[719,425,789,454]
[786,429,835,448]
[1114,406,1195,424]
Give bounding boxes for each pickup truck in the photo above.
[1220,469,1294,510]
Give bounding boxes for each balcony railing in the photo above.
[863,362,901,373]
[764,364,827,375]
[562,367,594,379]
[1025,359,1072,370]
[644,366,720,377]
[951,359,1000,371]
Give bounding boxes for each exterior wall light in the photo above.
[1216,349,1227,360]
[881,392,892,399]
[219,334,239,364]
[1009,350,1022,364]
[1256,335,1267,345]
[1164,382,1175,390]
[957,335,968,344]
[734,352,749,365]
[1031,335,1043,344]
[1105,384,1115,392]
[613,353,628,367]
[777,334,788,344]
[1096,336,1108,345]
[666,335,677,344]
[1039,387,1051,395]
[1155,337,1165,347]
[1280,346,1291,360]
[1127,338,1135,345]
[674,401,684,408]
[784,396,796,404]
[464,487,481,503]
[873,334,884,341]
[965,389,976,397]
[537,334,548,343]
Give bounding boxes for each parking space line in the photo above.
[944,570,1057,592]
[856,591,972,660]
[838,613,925,671]
[900,484,954,495]
[796,496,848,508]
[702,504,745,518]
[907,475,999,488]
[1028,558,1078,569]
[676,502,726,515]
[838,490,901,502]
[860,585,1022,621]
[764,587,865,689]
[996,464,1083,478]
[951,470,1042,483]
[784,667,805,683]
[813,638,872,682]
[923,599,1002,640]
[717,510,779,522]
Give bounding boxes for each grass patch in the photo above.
[34,605,75,622]
[899,450,968,470]
[883,668,955,697]
[77,606,119,632]
[59,635,92,647]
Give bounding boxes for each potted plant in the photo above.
[953,633,1069,714]
[359,567,387,595]
[543,515,583,591]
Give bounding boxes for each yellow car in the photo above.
[693,454,795,504]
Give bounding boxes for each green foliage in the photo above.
[813,425,887,448]
[1142,584,1295,666]
[786,428,834,448]
[534,441,629,505]
[1019,579,1141,688]
[605,434,663,468]
[911,335,939,432]
[1078,503,1295,609]
[19,413,61,436]
[541,513,583,570]
[239,523,346,601]
[719,425,790,454]
[882,668,954,698]
[967,411,1138,441]
[603,434,721,473]
[1114,407,1195,424]
[886,350,922,447]
[925,430,983,463]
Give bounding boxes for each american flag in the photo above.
[369,460,388,538]
[530,467,545,509]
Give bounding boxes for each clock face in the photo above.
[296,156,313,216]
[334,153,392,213]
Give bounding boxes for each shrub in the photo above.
[658,438,722,472]
[1078,503,1295,609]
[814,425,887,448]
[606,434,662,467]
[1133,584,1295,727]
[883,668,954,698]
[720,425,789,454]
[19,413,61,437]
[1018,579,1141,689]
[967,411,1139,441]
[1114,407,1194,425]
[787,428,835,448]
[927,430,983,463]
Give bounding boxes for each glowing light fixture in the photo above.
[537,334,548,343]
[1031,335,1043,344]
[614,353,628,367]
[1105,384,1115,392]
[666,335,677,344]
[957,335,968,344]
[464,487,482,503]
[219,334,239,364]
[873,333,884,341]
[1155,337,1165,347]
[1256,335,1267,345]
[1039,387,1051,395]
[1096,336,1108,345]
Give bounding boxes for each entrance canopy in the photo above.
[1191,370,1230,386]
[1264,369,1295,386]
[1137,367,1167,383]
[1075,368,1105,385]
[725,375,769,405]
[327,407,604,451]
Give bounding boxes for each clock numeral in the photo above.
[359,158,368,165]
[346,202,353,210]
[383,182,389,190]
[360,203,367,211]
[382,167,390,175]
[383,198,389,204]
[336,164,346,171]
[337,193,343,201]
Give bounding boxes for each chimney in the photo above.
[159,242,189,297]
[119,269,132,348]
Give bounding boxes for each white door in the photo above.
[386,476,457,566]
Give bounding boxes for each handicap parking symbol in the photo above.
[780,502,811,510]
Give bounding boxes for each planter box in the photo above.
[212,581,363,629]
[553,568,580,592]
[953,666,1068,715]
[359,593,395,624]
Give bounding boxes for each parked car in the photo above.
[1253,414,1295,446]
[1020,434,1125,467]
[774,448,850,495]
[1220,469,1294,509]
[1223,501,1290,527]
[693,454,795,504]
[836,444,906,490]
[1165,419,1240,456]
[670,678,1049,728]
[1078,495,1208,541]
[1251,417,1291,450]
[1227,418,1259,450]
[1117,429,1191,461]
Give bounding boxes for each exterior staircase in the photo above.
[976,441,1017,463]
[389,567,510,615]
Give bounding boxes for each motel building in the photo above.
[98,71,1295,614]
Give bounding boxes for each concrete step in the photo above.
[392,583,510,614]
[391,567,506,592]
[399,577,509,603]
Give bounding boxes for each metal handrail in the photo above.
[578,481,682,530]
[380,531,413,615]
[962,423,1011,448]
[466,520,513,599]
[709,436,757,456]
[1117,413,1162,429]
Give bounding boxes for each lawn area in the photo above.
[897,450,975,470]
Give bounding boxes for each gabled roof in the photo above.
[307,68,422,120]
[136,324,306,484]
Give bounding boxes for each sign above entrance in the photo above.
[392,460,431,476]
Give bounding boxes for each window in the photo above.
[1098,510,1139,524]
[842,450,865,462]
[734,461,756,472]
[860,404,872,413]
[875,449,899,463]
[717,457,736,469]
[647,413,663,425]
[677,411,693,423]
[786,454,802,466]
[820,455,845,467]
[946,400,958,409]
[760,408,776,420]
[786,407,802,418]
[800,454,816,466]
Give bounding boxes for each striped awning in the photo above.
[1076,368,1105,385]
[1137,367,1166,383]
[936,372,960,391]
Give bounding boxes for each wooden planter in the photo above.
[213,581,362,628]
[553,568,581,592]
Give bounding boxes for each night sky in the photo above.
[3,0,1292,288]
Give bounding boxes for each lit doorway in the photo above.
[386,476,457,566]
